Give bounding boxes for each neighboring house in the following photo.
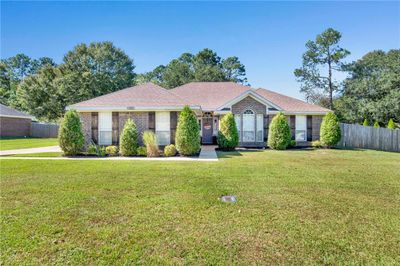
[0,104,34,137]
[67,82,330,147]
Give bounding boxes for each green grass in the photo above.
[0,137,58,151]
[8,152,63,157]
[1,149,399,264]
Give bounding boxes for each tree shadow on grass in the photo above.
[217,149,262,158]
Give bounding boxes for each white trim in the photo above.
[216,90,283,111]
[66,105,202,112]
[268,111,330,115]
[0,114,33,120]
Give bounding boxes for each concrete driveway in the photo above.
[0,146,61,156]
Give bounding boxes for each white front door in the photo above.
[98,112,112,145]
[155,112,170,145]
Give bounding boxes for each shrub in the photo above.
[58,110,85,156]
[106,145,119,156]
[164,144,177,157]
[311,140,323,148]
[288,140,296,148]
[143,131,159,157]
[320,112,341,148]
[267,112,291,150]
[119,119,138,156]
[373,121,380,128]
[217,113,239,150]
[87,144,97,155]
[97,146,107,157]
[388,119,395,129]
[362,119,369,126]
[175,106,201,156]
[137,146,147,157]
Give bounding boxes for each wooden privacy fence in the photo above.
[31,122,59,138]
[337,123,400,152]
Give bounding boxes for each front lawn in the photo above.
[1,149,399,264]
[0,137,58,151]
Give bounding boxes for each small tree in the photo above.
[320,112,341,148]
[175,106,200,156]
[58,110,85,156]
[373,121,380,128]
[119,119,138,156]
[267,112,291,150]
[217,113,239,150]
[363,119,369,126]
[388,119,395,129]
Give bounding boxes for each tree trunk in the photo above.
[328,58,333,110]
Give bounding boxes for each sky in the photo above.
[1,1,399,99]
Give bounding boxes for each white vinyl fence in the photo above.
[31,122,59,138]
[337,123,400,152]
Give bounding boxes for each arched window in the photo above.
[242,109,255,142]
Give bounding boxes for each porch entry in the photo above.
[202,112,213,144]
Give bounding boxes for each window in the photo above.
[234,114,241,141]
[256,114,263,142]
[99,112,112,145]
[295,115,307,141]
[156,112,170,145]
[242,110,255,142]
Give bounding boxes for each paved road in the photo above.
[0,146,61,156]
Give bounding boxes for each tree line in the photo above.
[1,33,398,126]
[0,44,247,122]
[295,28,399,126]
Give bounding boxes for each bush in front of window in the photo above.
[267,112,291,150]
[136,146,147,157]
[143,131,159,157]
[217,113,239,150]
[320,112,341,148]
[87,144,97,155]
[58,110,85,156]
[311,140,323,148]
[175,106,201,156]
[119,118,138,156]
[164,144,177,157]
[106,145,119,156]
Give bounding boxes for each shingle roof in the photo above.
[256,88,331,113]
[0,104,33,119]
[68,83,192,109]
[67,81,330,113]
[169,82,251,110]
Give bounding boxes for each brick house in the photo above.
[0,104,33,137]
[67,82,330,147]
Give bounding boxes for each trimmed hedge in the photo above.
[373,121,380,128]
[164,144,177,157]
[119,119,138,156]
[217,113,239,150]
[320,112,341,148]
[267,112,291,150]
[58,110,85,156]
[175,106,200,156]
[363,119,369,126]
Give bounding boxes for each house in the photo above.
[0,104,34,137]
[67,82,330,147]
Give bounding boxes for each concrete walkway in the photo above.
[0,146,61,156]
[199,145,218,160]
[0,145,219,161]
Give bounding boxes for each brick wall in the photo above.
[232,96,266,115]
[312,115,323,140]
[79,112,92,146]
[119,112,149,145]
[0,117,31,137]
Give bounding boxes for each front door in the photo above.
[202,117,213,144]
